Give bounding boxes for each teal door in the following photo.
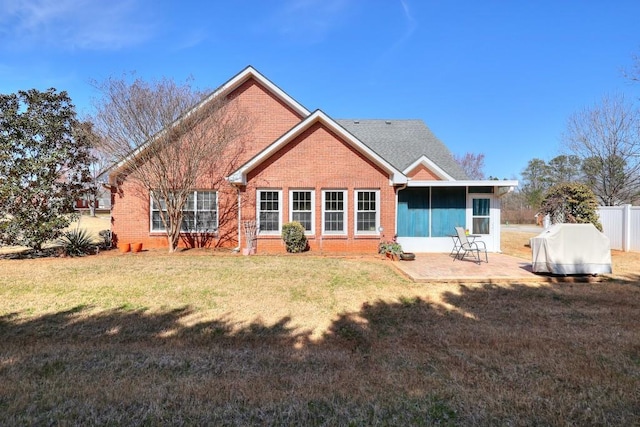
[397,188,430,237]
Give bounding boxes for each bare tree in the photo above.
[623,52,640,84]
[91,75,247,252]
[75,121,111,216]
[564,93,640,205]
[453,152,485,180]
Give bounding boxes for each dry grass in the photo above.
[0,213,111,255]
[502,228,640,280]
[1,229,639,425]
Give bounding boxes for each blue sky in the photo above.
[1,0,639,180]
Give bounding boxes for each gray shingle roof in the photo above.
[335,119,469,180]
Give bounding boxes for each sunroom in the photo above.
[395,180,518,253]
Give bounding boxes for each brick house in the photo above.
[109,66,518,253]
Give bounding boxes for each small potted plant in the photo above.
[378,238,402,261]
[378,236,415,261]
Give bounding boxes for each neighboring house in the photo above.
[76,184,112,214]
[109,66,518,253]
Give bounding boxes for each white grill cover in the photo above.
[530,223,612,275]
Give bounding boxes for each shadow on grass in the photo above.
[1,281,639,425]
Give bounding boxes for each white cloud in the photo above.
[0,0,156,51]
[267,0,357,44]
[170,28,209,52]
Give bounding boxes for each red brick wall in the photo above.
[240,122,397,254]
[407,163,441,180]
[110,76,400,254]
[110,76,304,251]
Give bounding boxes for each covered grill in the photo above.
[531,223,612,275]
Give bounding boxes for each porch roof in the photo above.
[406,179,519,196]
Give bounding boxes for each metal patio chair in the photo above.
[453,226,488,264]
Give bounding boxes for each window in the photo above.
[151,191,217,232]
[258,190,281,234]
[472,198,491,234]
[322,190,347,234]
[355,190,380,234]
[195,191,218,231]
[151,197,168,231]
[290,190,314,233]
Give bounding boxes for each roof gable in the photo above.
[111,66,310,175]
[336,119,469,180]
[404,155,455,181]
[228,110,407,186]
[211,66,310,117]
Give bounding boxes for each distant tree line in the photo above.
[518,151,639,210]
[503,54,640,223]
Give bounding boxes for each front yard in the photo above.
[1,245,639,425]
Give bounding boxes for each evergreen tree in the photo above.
[0,89,92,250]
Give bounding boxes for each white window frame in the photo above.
[257,189,282,235]
[150,195,168,232]
[289,189,315,235]
[354,189,380,235]
[470,196,492,235]
[150,191,218,233]
[322,189,347,235]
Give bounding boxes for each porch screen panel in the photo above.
[397,188,430,237]
[430,187,466,237]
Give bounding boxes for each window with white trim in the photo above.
[472,197,491,235]
[151,197,168,231]
[151,191,217,232]
[322,190,347,234]
[257,190,281,234]
[290,190,314,233]
[355,190,380,234]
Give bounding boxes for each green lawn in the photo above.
[1,252,639,425]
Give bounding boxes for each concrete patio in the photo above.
[390,252,603,284]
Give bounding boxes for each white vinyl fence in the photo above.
[598,205,640,252]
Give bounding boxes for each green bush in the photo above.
[541,183,602,231]
[281,222,308,253]
[98,229,112,249]
[58,229,95,257]
[378,240,402,256]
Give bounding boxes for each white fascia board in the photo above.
[211,66,310,117]
[403,155,455,181]
[228,110,408,186]
[407,179,519,188]
[114,66,311,176]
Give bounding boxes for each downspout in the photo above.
[394,182,407,238]
[234,185,241,253]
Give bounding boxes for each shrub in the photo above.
[58,229,95,257]
[378,240,402,256]
[281,222,308,253]
[98,229,112,249]
[540,183,602,231]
